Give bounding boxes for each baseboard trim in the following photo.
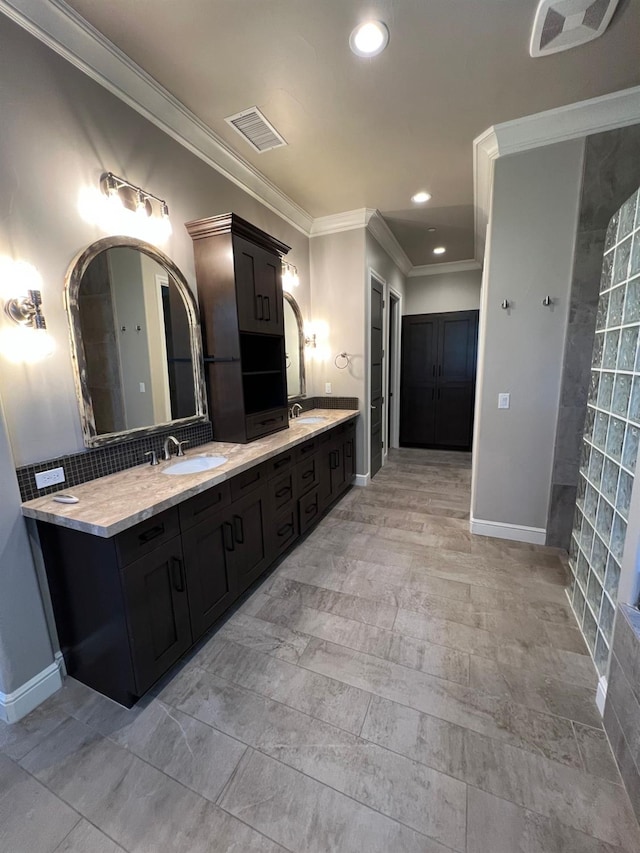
[54,650,67,677]
[596,675,608,716]
[470,516,547,545]
[354,474,370,487]
[0,660,63,723]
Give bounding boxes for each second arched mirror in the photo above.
[283,291,306,399]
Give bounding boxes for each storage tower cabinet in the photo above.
[186,213,291,443]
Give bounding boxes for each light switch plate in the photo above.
[35,467,66,489]
[325,382,332,394]
[498,393,510,410]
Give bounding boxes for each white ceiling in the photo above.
[62,0,640,265]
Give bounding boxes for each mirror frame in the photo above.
[65,236,208,447]
[283,291,306,400]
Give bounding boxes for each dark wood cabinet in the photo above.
[121,540,192,696]
[186,213,291,443]
[400,310,478,450]
[39,419,357,707]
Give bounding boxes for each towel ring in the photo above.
[334,352,350,369]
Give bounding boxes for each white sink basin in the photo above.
[295,416,327,424]
[162,456,227,475]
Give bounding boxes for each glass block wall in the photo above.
[568,185,640,676]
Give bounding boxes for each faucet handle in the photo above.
[144,450,159,466]
[177,440,189,457]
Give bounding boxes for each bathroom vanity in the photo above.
[23,410,357,707]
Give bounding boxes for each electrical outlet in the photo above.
[325,382,332,394]
[139,382,146,393]
[35,467,65,489]
[498,393,510,410]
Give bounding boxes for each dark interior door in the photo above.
[400,315,438,445]
[370,277,384,478]
[400,310,478,450]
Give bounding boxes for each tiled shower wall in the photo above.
[568,186,640,675]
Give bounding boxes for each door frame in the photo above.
[366,268,403,479]
[386,286,402,453]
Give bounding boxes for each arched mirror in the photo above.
[65,236,207,447]
[283,291,306,398]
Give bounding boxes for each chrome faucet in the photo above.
[163,435,189,460]
[290,403,303,419]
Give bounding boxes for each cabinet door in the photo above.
[318,436,335,512]
[400,315,438,445]
[182,512,235,642]
[233,236,283,335]
[344,431,356,482]
[121,539,192,696]
[330,442,347,496]
[229,488,270,595]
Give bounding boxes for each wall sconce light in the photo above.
[304,332,317,348]
[0,260,55,362]
[282,261,300,293]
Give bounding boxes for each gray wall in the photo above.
[0,397,54,697]
[309,229,366,472]
[547,126,640,548]
[472,140,584,531]
[405,269,481,315]
[0,17,312,697]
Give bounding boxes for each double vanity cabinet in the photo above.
[30,414,356,707]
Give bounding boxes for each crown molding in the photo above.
[473,86,640,264]
[310,208,412,276]
[309,209,372,237]
[0,0,313,236]
[365,209,413,276]
[408,260,482,278]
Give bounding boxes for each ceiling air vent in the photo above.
[224,107,287,153]
[530,0,619,56]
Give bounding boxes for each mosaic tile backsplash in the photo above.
[16,396,359,502]
[568,185,640,676]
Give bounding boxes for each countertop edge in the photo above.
[22,410,358,538]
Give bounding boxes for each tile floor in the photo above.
[2,448,640,852]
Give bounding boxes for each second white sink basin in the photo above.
[295,416,327,424]
[162,455,227,475]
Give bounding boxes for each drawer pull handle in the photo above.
[329,450,339,470]
[302,469,314,480]
[305,502,318,515]
[223,521,235,552]
[240,471,261,487]
[138,523,165,544]
[256,294,264,320]
[264,295,271,321]
[346,443,352,458]
[275,486,291,498]
[274,455,292,469]
[171,556,185,592]
[300,443,314,454]
[260,417,278,426]
[277,522,293,537]
[233,514,244,544]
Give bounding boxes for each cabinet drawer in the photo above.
[269,470,295,513]
[229,462,267,502]
[299,486,320,534]
[295,438,317,460]
[115,507,180,568]
[267,449,295,477]
[245,408,288,440]
[297,454,320,496]
[271,506,299,556]
[179,482,231,531]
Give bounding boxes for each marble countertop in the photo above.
[22,409,358,538]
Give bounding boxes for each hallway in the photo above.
[1,449,639,852]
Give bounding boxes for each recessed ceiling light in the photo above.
[411,191,431,204]
[427,227,437,233]
[349,21,389,57]
[433,246,446,255]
